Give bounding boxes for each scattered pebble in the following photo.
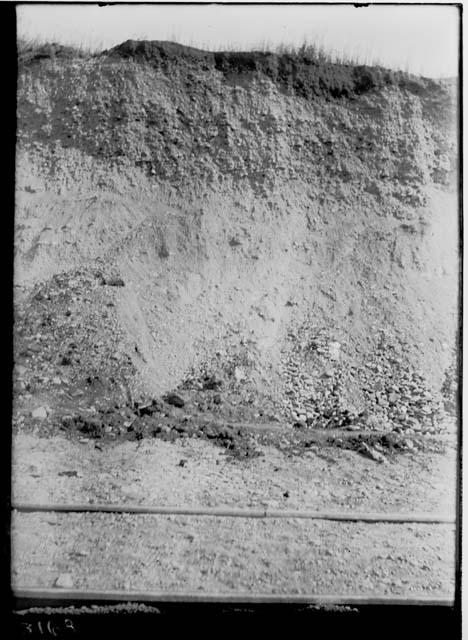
[54,573,74,589]
[31,406,48,420]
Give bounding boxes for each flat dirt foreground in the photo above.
[12,433,457,597]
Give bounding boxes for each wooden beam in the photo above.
[11,502,456,524]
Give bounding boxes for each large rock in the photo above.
[164,393,185,408]
[31,406,48,419]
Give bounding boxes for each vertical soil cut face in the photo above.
[14,41,459,459]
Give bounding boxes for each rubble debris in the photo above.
[279,323,450,436]
[234,366,247,382]
[12,261,454,463]
[164,393,185,408]
[102,276,125,287]
[199,374,223,390]
[358,442,387,463]
[31,406,48,419]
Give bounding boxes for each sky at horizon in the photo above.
[17,3,460,78]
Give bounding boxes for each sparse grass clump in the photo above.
[17,37,98,65]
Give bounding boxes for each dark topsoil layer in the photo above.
[18,39,454,103]
[17,391,448,463]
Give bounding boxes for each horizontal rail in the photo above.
[11,502,456,524]
[13,588,455,607]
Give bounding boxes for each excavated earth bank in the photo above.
[15,40,459,454]
[12,41,459,597]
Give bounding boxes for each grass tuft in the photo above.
[17,36,101,64]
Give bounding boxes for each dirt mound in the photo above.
[104,40,451,102]
[14,41,459,449]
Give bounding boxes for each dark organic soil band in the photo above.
[11,502,456,524]
[13,587,455,607]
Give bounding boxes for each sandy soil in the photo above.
[12,513,455,596]
[11,433,457,597]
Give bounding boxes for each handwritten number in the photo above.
[47,620,58,637]
[64,619,76,632]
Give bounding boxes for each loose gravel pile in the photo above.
[280,321,455,437]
